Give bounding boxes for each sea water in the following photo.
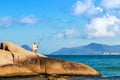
[48,55,120,80]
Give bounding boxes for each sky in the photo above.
[1,0,120,54]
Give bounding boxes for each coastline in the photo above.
[0,75,120,80]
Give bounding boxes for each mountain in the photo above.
[50,43,120,55]
[21,45,31,51]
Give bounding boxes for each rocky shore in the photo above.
[0,41,101,79]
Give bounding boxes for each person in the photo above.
[32,42,38,53]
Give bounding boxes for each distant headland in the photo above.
[50,43,120,55]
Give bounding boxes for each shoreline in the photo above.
[0,75,120,80]
[0,74,102,80]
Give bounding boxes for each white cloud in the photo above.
[64,29,80,38]
[86,14,120,38]
[55,29,80,39]
[95,7,103,12]
[0,15,39,28]
[87,5,103,16]
[101,0,120,9]
[54,33,64,39]
[73,0,89,15]
[0,17,15,27]
[19,15,39,24]
[73,0,103,16]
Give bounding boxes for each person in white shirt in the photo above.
[32,42,38,53]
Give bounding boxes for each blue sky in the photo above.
[1,0,120,54]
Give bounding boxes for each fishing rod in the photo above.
[37,34,44,48]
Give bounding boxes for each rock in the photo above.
[0,41,46,63]
[0,41,101,77]
[21,56,101,77]
[0,50,13,66]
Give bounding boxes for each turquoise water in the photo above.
[48,55,120,80]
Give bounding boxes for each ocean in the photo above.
[47,55,120,80]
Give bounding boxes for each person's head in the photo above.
[34,42,36,44]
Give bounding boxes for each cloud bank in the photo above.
[86,14,120,38]
[0,15,39,28]
[101,0,120,9]
[0,17,15,28]
[72,0,120,39]
[19,15,39,24]
[54,29,80,39]
[73,0,103,16]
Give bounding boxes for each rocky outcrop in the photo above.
[21,56,101,76]
[0,41,101,77]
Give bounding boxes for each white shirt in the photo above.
[32,44,38,51]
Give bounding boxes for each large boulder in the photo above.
[0,41,46,63]
[0,41,101,77]
[21,56,101,76]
